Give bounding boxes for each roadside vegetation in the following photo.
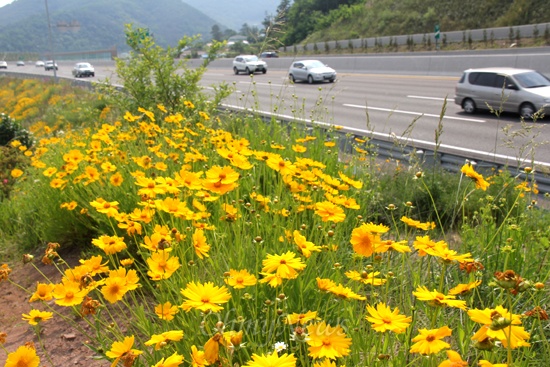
[1,26,549,367]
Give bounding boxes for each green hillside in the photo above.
[280,0,550,45]
[0,0,221,53]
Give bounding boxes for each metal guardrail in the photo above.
[221,104,550,195]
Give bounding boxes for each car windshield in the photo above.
[244,56,259,62]
[79,63,91,68]
[514,71,550,88]
[305,61,325,68]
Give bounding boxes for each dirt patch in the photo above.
[0,248,109,366]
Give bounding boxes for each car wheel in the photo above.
[307,75,314,84]
[329,78,335,83]
[462,98,476,114]
[262,69,266,74]
[91,73,95,77]
[233,67,239,75]
[246,67,252,75]
[289,74,295,83]
[519,103,536,119]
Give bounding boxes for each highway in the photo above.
[201,68,549,168]
[3,58,550,168]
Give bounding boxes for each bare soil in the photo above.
[0,248,110,366]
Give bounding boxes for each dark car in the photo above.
[260,51,278,58]
[72,62,95,77]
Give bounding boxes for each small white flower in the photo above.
[273,341,287,352]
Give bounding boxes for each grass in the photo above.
[0,53,549,367]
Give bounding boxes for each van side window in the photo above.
[494,75,506,89]
[470,72,496,87]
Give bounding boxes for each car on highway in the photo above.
[233,55,267,75]
[455,67,550,119]
[288,60,337,84]
[0,61,7,69]
[260,51,278,58]
[16,61,25,66]
[72,62,95,77]
[35,61,44,67]
[44,60,58,71]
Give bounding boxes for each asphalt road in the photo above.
[4,60,550,167]
[201,68,549,167]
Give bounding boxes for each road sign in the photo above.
[435,24,441,39]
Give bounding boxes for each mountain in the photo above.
[0,0,222,53]
[181,0,280,30]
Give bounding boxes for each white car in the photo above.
[35,61,45,67]
[0,61,7,69]
[288,60,337,84]
[72,62,95,77]
[233,55,267,75]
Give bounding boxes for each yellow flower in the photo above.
[293,230,321,258]
[461,163,490,190]
[147,251,181,280]
[92,235,127,255]
[192,229,211,259]
[100,268,140,304]
[261,251,306,279]
[307,321,352,359]
[478,361,508,367]
[106,335,143,367]
[350,222,387,257]
[151,352,184,367]
[345,270,386,286]
[5,345,40,367]
[285,310,320,325]
[449,280,482,295]
[79,255,109,276]
[53,279,88,306]
[22,309,53,325]
[327,283,366,300]
[180,281,231,313]
[365,303,412,333]
[155,302,179,321]
[438,350,468,367]
[190,345,209,367]
[245,351,297,367]
[316,277,337,292]
[468,306,530,349]
[110,172,124,186]
[29,282,55,302]
[413,286,467,310]
[314,201,346,223]
[410,326,452,355]
[224,269,257,289]
[144,330,184,350]
[10,168,24,178]
[204,333,225,364]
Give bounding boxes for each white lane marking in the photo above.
[344,103,486,123]
[407,95,447,101]
[222,103,550,167]
[239,81,286,87]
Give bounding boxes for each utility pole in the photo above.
[44,0,57,82]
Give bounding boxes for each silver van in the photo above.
[454,67,550,119]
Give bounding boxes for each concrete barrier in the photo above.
[189,47,550,77]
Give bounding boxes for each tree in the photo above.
[211,24,223,42]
